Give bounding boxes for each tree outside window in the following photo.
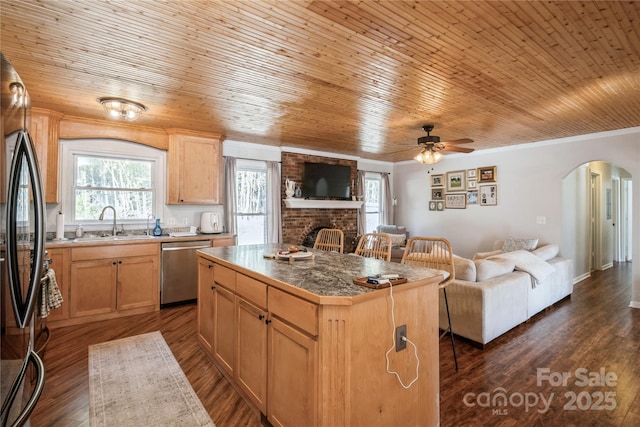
[365,173,382,232]
[235,162,267,245]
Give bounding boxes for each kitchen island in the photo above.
[197,244,442,427]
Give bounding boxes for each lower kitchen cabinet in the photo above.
[197,258,318,426]
[267,316,317,427]
[236,297,268,413]
[197,258,215,353]
[68,243,159,321]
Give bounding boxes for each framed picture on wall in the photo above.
[479,184,498,206]
[467,190,478,205]
[446,170,466,192]
[478,166,497,183]
[467,179,477,189]
[429,201,436,211]
[431,174,443,187]
[445,193,467,209]
[431,188,444,200]
[436,201,444,211]
[467,168,477,179]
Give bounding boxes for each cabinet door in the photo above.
[197,258,215,353]
[45,248,69,322]
[213,284,236,377]
[268,317,318,427]
[236,298,268,413]
[117,255,159,311]
[70,259,117,317]
[167,132,222,204]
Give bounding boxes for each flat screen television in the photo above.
[303,162,351,200]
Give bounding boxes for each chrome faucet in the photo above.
[98,205,118,236]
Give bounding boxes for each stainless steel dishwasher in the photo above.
[161,240,211,307]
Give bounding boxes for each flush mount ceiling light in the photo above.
[97,97,147,121]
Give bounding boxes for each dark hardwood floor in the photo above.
[31,262,638,426]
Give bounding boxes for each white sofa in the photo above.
[438,240,574,346]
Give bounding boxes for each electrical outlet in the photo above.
[182,217,188,225]
[536,216,547,225]
[395,324,407,352]
[167,217,176,225]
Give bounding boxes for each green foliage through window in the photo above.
[74,155,153,221]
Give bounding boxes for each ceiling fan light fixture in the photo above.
[97,97,147,121]
[414,147,443,165]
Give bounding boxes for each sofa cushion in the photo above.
[532,244,560,261]
[377,225,406,235]
[473,249,503,260]
[475,258,516,281]
[502,236,539,252]
[453,255,476,282]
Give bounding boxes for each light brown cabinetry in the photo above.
[197,249,440,426]
[236,274,268,413]
[69,243,159,320]
[197,259,319,425]
[167,129,223,204]
[268,316,317,427]
[197,258,215,353]
[30,108,64,203]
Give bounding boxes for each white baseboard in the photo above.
[629,301,640,309]
[573,272,591,285]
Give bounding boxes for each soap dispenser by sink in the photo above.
[153,218,163,236]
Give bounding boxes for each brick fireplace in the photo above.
[281,152,358,252]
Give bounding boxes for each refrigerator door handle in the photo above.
[6,129,46,328]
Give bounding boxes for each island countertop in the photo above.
[197,243,445,301]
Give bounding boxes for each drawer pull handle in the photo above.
[265,319,272,325]
[258,314,265,320]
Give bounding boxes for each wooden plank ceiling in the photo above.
[2,0,639,161]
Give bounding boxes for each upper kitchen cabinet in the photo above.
[167,129,223,205]
[30,108,64,203]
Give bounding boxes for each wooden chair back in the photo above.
[354,233,392,261]
[313,228,344,253]
[401,237,455,288]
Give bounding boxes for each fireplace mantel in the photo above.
[284,199,363,209]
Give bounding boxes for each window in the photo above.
[60,139,165,225]
[235,160,267,245]
[365,173,382,233]
[74,155,153,220]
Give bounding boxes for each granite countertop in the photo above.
[45,233,235,247]
[197,244,445,298]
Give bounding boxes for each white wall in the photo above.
[393,127,640,308]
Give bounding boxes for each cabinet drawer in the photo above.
[268,288,318,336]
[71,243,158,261]
[213,263,236,291]
[236,274,267,308]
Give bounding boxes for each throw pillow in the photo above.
[532,244,560,261]
[502,236,538,253]
[388,233,406,246]
[453,255,476,282]
[475,258,516,281]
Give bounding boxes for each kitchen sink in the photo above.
[72,235,157,243]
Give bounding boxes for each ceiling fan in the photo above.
[414,124,474,164]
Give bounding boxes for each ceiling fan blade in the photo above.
[441,138,474,145]
[441,145,475,153]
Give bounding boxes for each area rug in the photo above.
[89,331,215,427]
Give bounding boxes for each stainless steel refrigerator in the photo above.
[1,52,47,426]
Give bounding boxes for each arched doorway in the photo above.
[562,161,633,281]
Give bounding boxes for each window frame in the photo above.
[365,172,383,233]
[234,159,268,245]
[60,139,166,226]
